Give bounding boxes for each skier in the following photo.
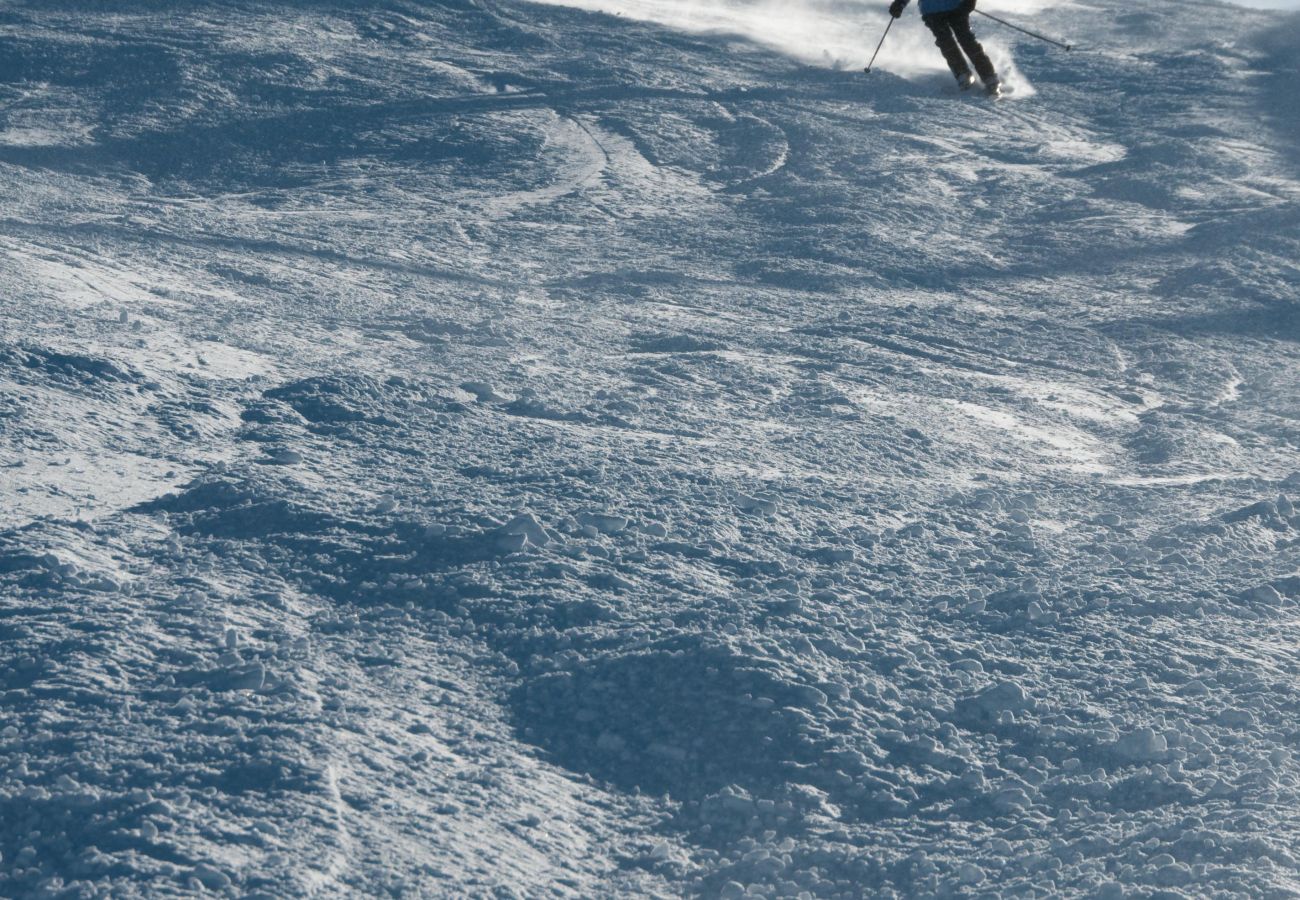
[888,0,1001,96]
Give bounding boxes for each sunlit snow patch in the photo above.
[0,87,96,147]
[529,0,1056,83]
[944,398,1110,473]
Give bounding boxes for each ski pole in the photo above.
[975,8,1072,51]
[864,17,894,73]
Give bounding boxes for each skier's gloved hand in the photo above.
[889,0,907,18]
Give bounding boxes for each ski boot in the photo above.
[956,71,977,91]
[983,77,1003,98]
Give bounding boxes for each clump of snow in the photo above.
[576,511,629,534]
[1113,727,1169,763]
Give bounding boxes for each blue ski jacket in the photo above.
[898,0,970,16]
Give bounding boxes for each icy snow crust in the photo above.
[2,0,1300,896]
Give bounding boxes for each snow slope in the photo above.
[1,0,1299,896]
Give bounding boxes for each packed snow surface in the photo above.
[2,0,1300,896]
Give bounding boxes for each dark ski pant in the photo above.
[923,5,997,84]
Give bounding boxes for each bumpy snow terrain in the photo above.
[2,0,1299,896]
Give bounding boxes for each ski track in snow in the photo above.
[2,0,1300,897]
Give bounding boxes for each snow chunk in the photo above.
[502,512,551,547]
[576,512,628,534]
[1223,499,1280,524]
[190,865,231,891]
[1113,727,1168,762]
[960,681,1031,715]
[1153,862,1193,887]
[737,494,777,515]
[1215,708,1256,729]
[991,787,1033,813]
[1241,584,1284,608]
[638,520,668,538]
[461,381,507,403]
[267,447,303,465]
[211,661,266,692]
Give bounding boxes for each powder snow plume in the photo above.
[528,0,1057,81]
